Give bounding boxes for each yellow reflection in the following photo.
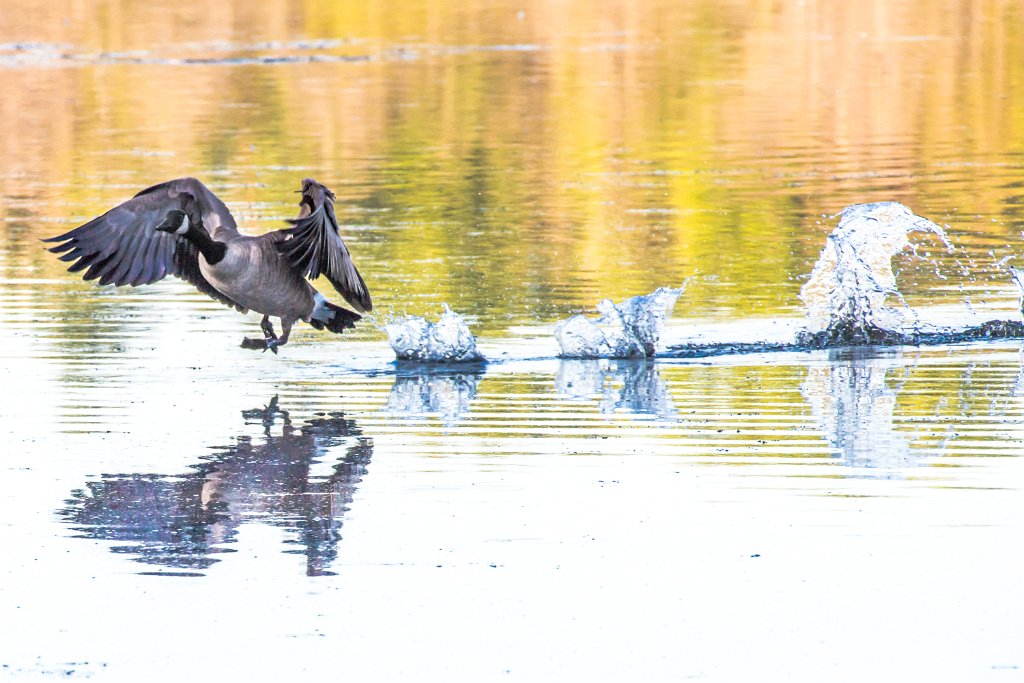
[1,0,1023,333]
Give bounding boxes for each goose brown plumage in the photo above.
[44,177,371,354]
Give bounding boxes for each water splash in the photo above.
[1010,266,1024,315]
[555,286,683,358]
[663,207,1024,358]
[384,304,485,363]
[798,202,954,346]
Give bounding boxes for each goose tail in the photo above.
[309,293,361,334]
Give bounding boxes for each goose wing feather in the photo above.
[43,177,247,312]
[275,178,372,313]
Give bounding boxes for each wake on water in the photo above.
[669,202,1024,358]
[796,202,1024,348]
[384,202,1024,363]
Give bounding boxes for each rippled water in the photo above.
[2,1,1024,681]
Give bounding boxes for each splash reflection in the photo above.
[800,349,945,476]
[60,398,372,577]
[386,363,486,425]
[1015,347,1024,399]
[555,359,677,419]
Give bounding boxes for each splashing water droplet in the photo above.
[555,286,684,358]
[1009,267,1024,320]
[384,304,485,362]
[798,202,953,346]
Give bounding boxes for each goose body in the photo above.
[45,177,371,353]
[200,234,313,320]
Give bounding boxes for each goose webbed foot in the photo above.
[241,315,283,353]
[241,318,291,354]
[241,336,268,351]
[241,336,279,354]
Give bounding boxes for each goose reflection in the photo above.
[386,362,486,424]
[800,348,944,475]
[59,397,372,577]
[555,359,677,418]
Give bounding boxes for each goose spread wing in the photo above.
[275,178,372,313]
[43,177,247,312]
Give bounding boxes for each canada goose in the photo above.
[44,177,371,353]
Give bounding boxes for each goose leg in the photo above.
[265,319,293,355]
[260,315,277,341]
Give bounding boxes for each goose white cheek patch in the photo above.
[176,214,190,235]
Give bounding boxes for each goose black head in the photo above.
[156,209,191,235]
[299,178,336,201]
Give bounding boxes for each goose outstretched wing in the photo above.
[275,178,372,313]
[43,177,247,312]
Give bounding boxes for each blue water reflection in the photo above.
[59,398,372,577]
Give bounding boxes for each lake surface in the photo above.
[1,1,1023,680]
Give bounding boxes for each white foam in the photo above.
[384,304,484,363]
[554,286,683,358]
[799,202,953,341]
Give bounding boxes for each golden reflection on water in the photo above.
[4,7,1024,675]
[1,0,1023,332]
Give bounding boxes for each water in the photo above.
[799,202,955,344]
[59,398,372,577]
[385,304,485,362]
[662,203,1024,356]
[555,286,683,358]
[1011,266,1024,307]
[2,1,1024,681]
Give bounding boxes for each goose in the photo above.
[44,177,371,353]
